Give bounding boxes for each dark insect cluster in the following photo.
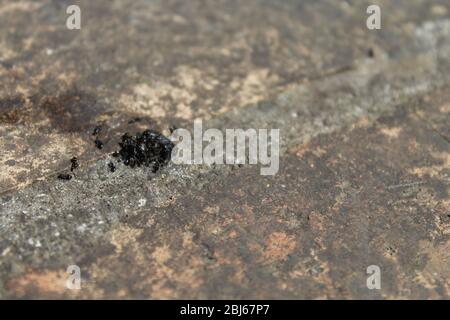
[70,157,79,172]
[92,125,102,136]
[58,157,78,181]
[108,161,116,172]
[58,173,72,180]
[94,139,104,149]
[114,130,174,173]
[92,124,104,149]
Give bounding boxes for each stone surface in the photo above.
[0,0,449,299]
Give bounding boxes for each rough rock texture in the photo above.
[0,0,449,299]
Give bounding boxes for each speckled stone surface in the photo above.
[0,0,449,299]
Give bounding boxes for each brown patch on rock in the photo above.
[6,269,71,298]
[380,127,402,138]
[263,232,296,261]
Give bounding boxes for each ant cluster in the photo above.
[58,124,173,181]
